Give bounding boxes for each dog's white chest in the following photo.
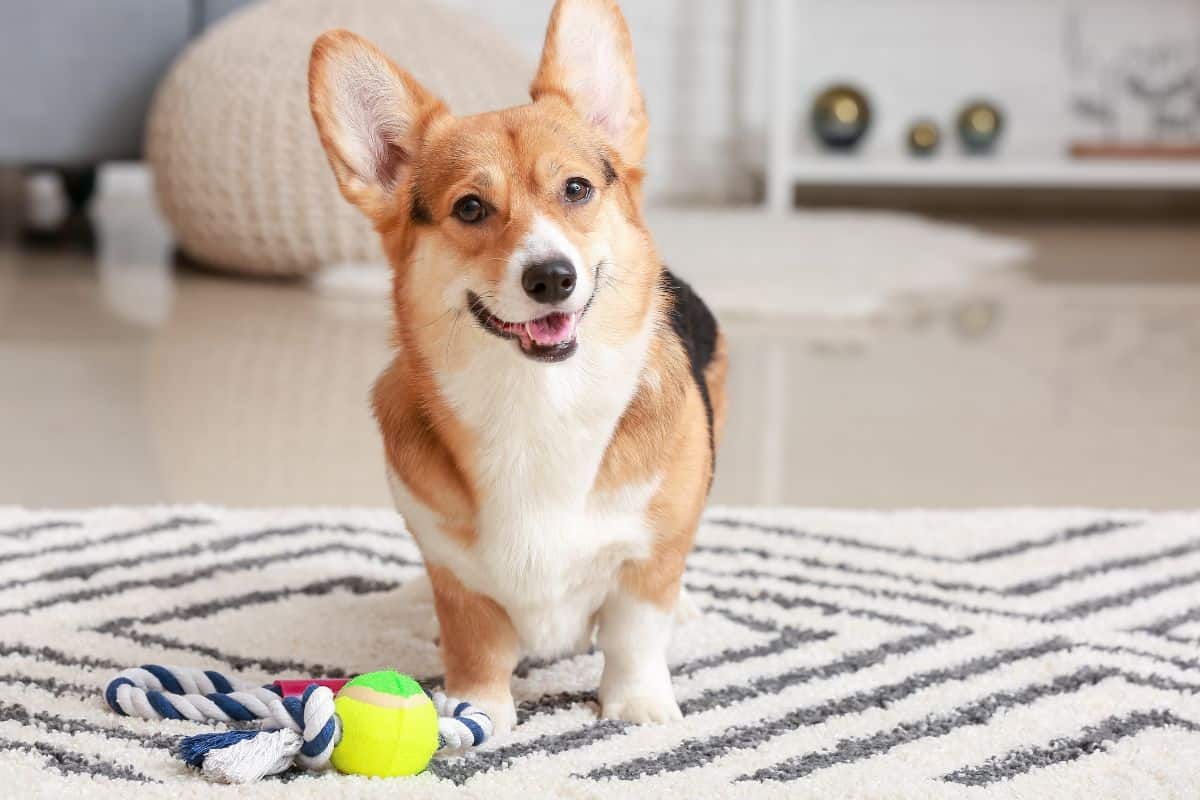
[472,476,658,655]
[400,332,657,655]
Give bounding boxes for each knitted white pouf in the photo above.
[147,0,529,276]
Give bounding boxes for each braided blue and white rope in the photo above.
[105,665,490,783]
[430,690,494,750]
[106,665,283,723]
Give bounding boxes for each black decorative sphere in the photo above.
[907,119,941,156]
[957,100,1004,154]
[811,85,872,150]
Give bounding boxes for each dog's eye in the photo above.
[564,178,592,204]
[453,196,487,224]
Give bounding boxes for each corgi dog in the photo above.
[308,0,726,732]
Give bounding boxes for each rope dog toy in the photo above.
[105,665,491,783]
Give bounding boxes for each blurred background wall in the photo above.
[441,0,1200,204]
[3,0,1198,208]
[1,0,1198,510]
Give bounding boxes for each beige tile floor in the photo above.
[1,211,1199,510]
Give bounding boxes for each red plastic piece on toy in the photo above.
[273,678,351,697]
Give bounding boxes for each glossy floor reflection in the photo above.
[1,211,1198,509]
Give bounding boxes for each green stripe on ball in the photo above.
[344,670,425,699]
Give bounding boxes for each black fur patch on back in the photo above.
[661,268,718,457]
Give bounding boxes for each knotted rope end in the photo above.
[180,728,303,783]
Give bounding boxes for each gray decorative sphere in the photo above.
[957,100,1005,154]
[811,85,872,150]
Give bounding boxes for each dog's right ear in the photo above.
[309,29,447,221]
[531,0,647,167]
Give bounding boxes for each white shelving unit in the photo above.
[763,0,1200,212]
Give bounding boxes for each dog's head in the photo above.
[309,0,657,367]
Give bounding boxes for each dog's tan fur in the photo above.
[310,0,725,729]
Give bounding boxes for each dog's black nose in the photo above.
[522,259,576,304]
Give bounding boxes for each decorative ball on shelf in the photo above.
[811,84,872,150]
[957,100,1005,154]
[907,119,942,156]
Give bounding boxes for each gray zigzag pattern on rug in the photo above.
[941,709,1200,787]
[2,509,1199,797]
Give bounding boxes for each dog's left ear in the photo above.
[309,29,448,222]
[531,0,648,166]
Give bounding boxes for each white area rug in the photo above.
[313,208,1033,318]
[2,506,1198,798]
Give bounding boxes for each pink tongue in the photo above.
[525,312,576,347]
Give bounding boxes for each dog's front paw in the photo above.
[601,689,682,724]
[459,692,517,736]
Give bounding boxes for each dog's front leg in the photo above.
[597,582,682,724]
[426,563,519,734]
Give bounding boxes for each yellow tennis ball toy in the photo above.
[331,670,439,777]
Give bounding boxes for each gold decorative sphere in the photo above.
[907,120,941,156]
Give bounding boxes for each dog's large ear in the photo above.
[309,29,447,221]
[531,0,648,166]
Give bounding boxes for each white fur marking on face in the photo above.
[510,215,583,278]
[498,215,594,320]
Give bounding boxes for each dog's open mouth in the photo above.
[467,293,581,362]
